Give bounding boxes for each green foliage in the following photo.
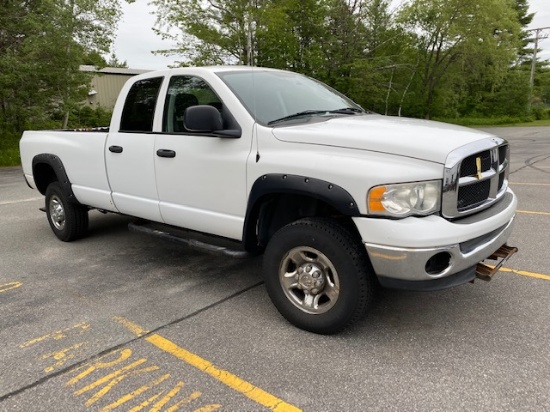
[513,0,535,62]
[0,129,20,167]
[531,107,550,121]
[0,0,124,136]
[152,0,544,122]
[66,106,113,128]
[435,116,534,126]
[397,0,521,119]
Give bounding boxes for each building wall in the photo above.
[80,66,150,110]
[86,73,134,109]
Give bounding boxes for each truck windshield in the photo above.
[216,70,364,126]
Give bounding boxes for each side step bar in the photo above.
[475,244,518,281]
[128,221,251,259]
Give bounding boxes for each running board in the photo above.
[475,244,518,281]
[128,221,251,259]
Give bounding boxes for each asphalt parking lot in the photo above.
[1,126,550,412]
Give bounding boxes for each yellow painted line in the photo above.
[42,342,86,373]
[114,317,301,412]
[516,210,550,216]
[20,322,90,348]
[112,317,148,337]
[0,281,22,293]
[101,373,171,412]
[500,267,550,281]
[145,335,299,412]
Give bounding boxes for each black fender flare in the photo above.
[242,174,360,251]
[32,154,79,204]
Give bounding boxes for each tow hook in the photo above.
[475,244,519,281]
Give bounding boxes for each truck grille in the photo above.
[442,138,509,219]
[458,180,491,210]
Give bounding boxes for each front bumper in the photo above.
[354,189,517,288]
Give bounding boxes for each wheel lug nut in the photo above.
[305,265,312,272]
[312,271,320,278]
[311,288,318,294]
[298,267,303,274]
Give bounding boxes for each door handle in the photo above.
[156,149,176,158]
[109,145,123,153]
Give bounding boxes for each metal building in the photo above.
[80,65,150,109]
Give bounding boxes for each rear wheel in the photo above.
[263,217,375,334]
[45,182,88,241]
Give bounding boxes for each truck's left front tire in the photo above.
[45,182,88,242]
[263,217,375,334]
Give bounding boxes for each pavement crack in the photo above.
[125,280,265,339]
[0,281,264,403]
[510,154,550,175]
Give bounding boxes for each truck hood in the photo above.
[271,114,495,164]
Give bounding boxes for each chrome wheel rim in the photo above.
[49,195,65,231]
[279,246,340,314]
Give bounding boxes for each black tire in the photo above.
[263,217,375,334]
[45,182,89,242]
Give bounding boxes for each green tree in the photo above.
[153,0,264,65]
[346,0,418,115]
[0,0,124,135]
[513,0,535,63]
[153,0,329,71]
[398,0,521,119]
[107,53,129,68]
[321,0,370,92]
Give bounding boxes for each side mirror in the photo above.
[184,105,223,132]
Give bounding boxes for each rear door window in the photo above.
[120,77,164,132]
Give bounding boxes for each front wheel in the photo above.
[263,217,375,334]
[45,182,89,242]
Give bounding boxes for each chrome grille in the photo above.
[460,150,491,177]
[442,138,509,219]
[457,180,491,210]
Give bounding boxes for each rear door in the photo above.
[105,76,164,221]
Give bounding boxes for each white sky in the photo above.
[113,0,550,70]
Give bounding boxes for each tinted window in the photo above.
[120,77,163,132]
[163,76,222,133]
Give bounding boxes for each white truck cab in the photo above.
[20,66,517,334]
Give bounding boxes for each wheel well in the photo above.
[33,162,58,195]
[31,154,79,204]
[243,193,360,253]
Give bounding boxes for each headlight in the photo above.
[368,181,441,217]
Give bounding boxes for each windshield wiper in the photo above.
[267,110,329,125]
[327,107,364,114]
[267,108,365,126]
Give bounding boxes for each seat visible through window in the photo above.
[173,93,199,132]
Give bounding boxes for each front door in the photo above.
[154,75,252,240]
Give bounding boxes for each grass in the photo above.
[0,135,21,167]
[437,117,550,128]
[435,116,533,127]
[506,119,550,127]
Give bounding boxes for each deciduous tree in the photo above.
[398,0,520,119]
[0,0,124,134]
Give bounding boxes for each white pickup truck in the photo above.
[20,66,517,334]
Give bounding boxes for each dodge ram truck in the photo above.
[20,66,518,334]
